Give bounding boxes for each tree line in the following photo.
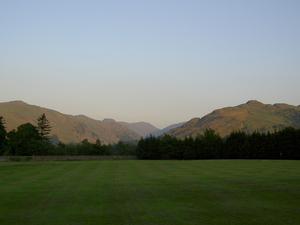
[0,114,135,156]
[136,128,300,160]
[1,114,299,159]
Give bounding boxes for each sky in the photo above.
[1,0,300,129]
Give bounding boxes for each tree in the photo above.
[194,133,203,159]
[6,123,53,156]
[93,138,111,155]
[0,116,8,154]
[37,113,51,142]
[136,135,160,159]
[115,140,133,155]
[276,127,298,159]
[225,130,249,159]
[10,123,40,155]
[78,138,94,155]
[248,131,267,159]
[199,128,224,159]
[183,136,196,160]
[159,134,182,159]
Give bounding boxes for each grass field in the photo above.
[0,160,299,224]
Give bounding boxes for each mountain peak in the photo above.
[167,101,300,138]
[246,100,263,105]
[103,118,116,123]
[0,102,139,144]
[7,100,27,104]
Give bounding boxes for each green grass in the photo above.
[0,160,299,224]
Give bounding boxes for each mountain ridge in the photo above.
[167,100,300,138]
[2,100,299,143]
[148,122,186,137]
[0,101,140,144]
[119,121,159,137]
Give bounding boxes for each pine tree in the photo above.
[0,116,7,151]
[37,113,51,142]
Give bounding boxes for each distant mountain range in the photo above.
[0,101,140,144]
[148,122,186,136]
[167,100,300,138]
[119,121,160,137]
[103,119,184,137]
[1,100,299,144]
[0,101,184,144]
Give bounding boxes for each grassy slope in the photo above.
[0,160,299,224]
[168,100,300,138]
[0,101,140,144]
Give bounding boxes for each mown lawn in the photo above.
[0,160,299,224]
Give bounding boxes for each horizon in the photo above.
[1,1,300,129]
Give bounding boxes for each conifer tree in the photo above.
[37,113,51,141]
[0,116,7,151]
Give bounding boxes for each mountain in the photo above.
[0,101,140,144]
[102,118,117,123]
[148,122,186,136]
[119,121,159,137]
[167,100,300,138]
[119,121,186,137]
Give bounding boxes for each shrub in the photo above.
[25,156,32,161]
[9,156,21,162]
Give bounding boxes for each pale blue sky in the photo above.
[1,0,299,128]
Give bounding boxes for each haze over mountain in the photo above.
[102,119,160,137]
[119,122,159,137]
[0,101,140,144]
[118,121,186,137]
[167,100,300,139]
[148,122,186,137]
[1,100,300,144]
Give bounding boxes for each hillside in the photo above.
[119,121,186,137]
[149,122,186,136]
[119,121,159,137]
[167,100,300,138]
[0,101,140,144]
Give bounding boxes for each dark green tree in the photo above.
[225,130,249,159]
[95,140,111,156]
[115,140,135,155]
[6,123,53,156]
[183,135,196,160]
[0,116,8,155]
[199,128,224,159]
[276,127,298,159]
[92,138,111,155]
[9,123,40,155]
[248,131,267,159]
[159,134,182,159]
[194,133,203,159]
[53,142,78,155]
[37,113,51,142]
[92,138,103,155]
[295,128,300,159]
[78,138,94,155]
[136,135,160,159]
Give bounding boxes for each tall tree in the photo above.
[136,135,160,159]
[37,113,51,141]
[0,116,8,154]
[10,123,40,155]
[159,134,182,159]
[199,128,224,159]
[225,130,249,159]
[183,135,196,160]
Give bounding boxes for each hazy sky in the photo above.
[1,1,299,128]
